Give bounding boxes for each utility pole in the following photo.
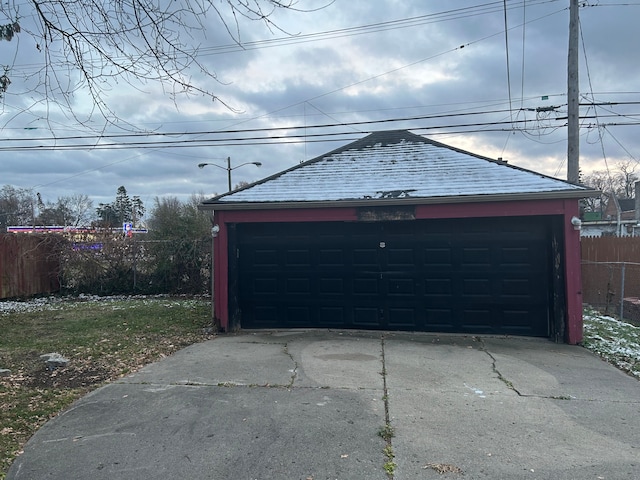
[567,0,580,184]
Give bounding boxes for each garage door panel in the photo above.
[252,277,278,295]
[353,277,378,295]
[425,308,457,330]
[237,218,551,336]
[500,246,534,266]
[252,249,279,267]
[388,308,417,328]
[319,277,345,295]
[286,306,313,326]
[353,248,378,266]
[501,278,540,298]
[285,249,311,267]
[387,277,415,295]
[424,247,453,266]
[353,307,380,327]
[461,247,492,267]
[462,278,491,296]
[285,277,311,295]
[460,308,493,331]
[318,307,348,326]
[252,306,279,327]
[387,248,415,266]
[319,249,344,266]
[425,277,453,296]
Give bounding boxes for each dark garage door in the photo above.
[235,217,551,336]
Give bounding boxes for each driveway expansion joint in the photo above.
[379,335,396,478]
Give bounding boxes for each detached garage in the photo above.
[200,130,595,344]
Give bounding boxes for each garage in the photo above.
[200,130,596,343]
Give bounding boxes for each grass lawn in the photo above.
[0,296,213,479]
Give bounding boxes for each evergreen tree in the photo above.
[96,186,144,228]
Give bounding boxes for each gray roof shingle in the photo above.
[201,130,595,209]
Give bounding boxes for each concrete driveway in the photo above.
[7,331,640,479]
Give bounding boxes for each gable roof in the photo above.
[617,198,635,212]
[201,130,596,210]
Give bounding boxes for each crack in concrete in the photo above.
[282,342,298,388]
[473,337,616,402]
[475,336,523,396]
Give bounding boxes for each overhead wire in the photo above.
[5,0,638,187]
[503,0,514,126]
[4,0,563,76]
[2,113,639,152]
[499,0,514,158]
[580,16,615,190]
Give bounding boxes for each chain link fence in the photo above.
[582,260,640,322]
[59,232,211,296]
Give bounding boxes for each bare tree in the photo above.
[36,193,94,226]
[581,170,609,213]
[0,0,325,127]
[615,161,638,199]
[0,185,34,229]
[582,161,640,213]
[64,193,94,226]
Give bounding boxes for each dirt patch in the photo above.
[26,364,112,389]
[1,353,114,390]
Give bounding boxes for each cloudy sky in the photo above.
[1,0,639,216]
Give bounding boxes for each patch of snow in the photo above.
[583,311,640,379]
[0,294,208,315]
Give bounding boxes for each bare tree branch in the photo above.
[0,0,328,129]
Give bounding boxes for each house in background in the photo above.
[580,183,640,237]
[199,130,597,344]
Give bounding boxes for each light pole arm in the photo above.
[198,158,262,192]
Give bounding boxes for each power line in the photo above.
[6,0,563,75]
[3,101,640,146]
[2,114,638,152]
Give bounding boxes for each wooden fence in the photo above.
[0,234,61,299]
[581,236,640,315]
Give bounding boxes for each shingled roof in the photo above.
[201,130,595,210]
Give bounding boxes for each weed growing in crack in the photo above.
[383,460,397,476]
[378,424,395,441]
[383,444,395,459]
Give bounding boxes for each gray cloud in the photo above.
[1,0,639,218]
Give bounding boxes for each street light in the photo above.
[198,157,262,192]
[198,157,261,329]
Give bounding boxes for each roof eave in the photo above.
[198,189,600,211]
